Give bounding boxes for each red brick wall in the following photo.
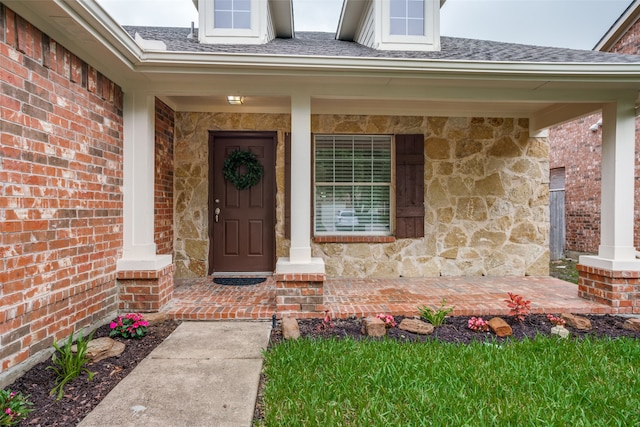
[549,17,640,255]
[154,99,174,255]
[0,5,123,373]
[610,18,640,55]
[549,114,603,253]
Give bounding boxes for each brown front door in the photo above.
[208,131,276,274]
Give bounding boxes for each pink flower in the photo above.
[109,321,117,329]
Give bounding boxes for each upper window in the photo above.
[390,0,425,36]
[199,0,268,44]
[214,0,251,29]
[314,135,392,236]
[377,0,440,51]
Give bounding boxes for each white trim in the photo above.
[579,255,640,271]
[117,255,173,272]
[276,257,326,274]
[133,50,640,77]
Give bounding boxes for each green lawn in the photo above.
[260,336,640,426]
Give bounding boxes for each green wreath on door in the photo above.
[222,150,264,190]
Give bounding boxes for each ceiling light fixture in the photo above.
[227,95,244,105]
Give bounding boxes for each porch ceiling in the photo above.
[162,94,560,120]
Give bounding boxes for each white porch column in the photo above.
[581,99,640,270]
[117,91,171,271]
[276,93,324,274]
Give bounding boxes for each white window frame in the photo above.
[199,0,267,44]
[313,134,394,237]
[377,0,440,51]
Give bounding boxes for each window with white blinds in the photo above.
[314,135,392,235]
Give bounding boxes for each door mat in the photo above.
[213,277,266,286]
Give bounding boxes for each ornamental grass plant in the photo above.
[261,336,640,426]
[47,330,94,400]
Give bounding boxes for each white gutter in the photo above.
[135,51,640,78]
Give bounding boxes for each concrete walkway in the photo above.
[78,321,271,427]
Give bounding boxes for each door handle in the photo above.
[214,207,221,223]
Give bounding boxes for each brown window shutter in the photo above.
[395,134,425,238]
[285,132,291,239]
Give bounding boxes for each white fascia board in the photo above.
[133,51,640,79]
[52,0,145,72]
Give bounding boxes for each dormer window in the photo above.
[381,0,437,50]
[390,0,425,36]
[337,0,441,52]
[214,0,251,29]
[196,0,293,45]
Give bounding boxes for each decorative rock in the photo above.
[488,317,512,337]
[361,316,386,337]
[282,317,300,340]
[622,318,640,333]
[73,337,125,363]
[143,312,169,325]
[398,318,435,335]
[561,313,592,330]
[550,326,570,339]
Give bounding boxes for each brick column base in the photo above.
[274,273,326,319]
[117,264,175,312]
[577,264,640,314]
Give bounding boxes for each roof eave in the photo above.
[134,50,640,79]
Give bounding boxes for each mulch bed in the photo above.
[6,314,639,426]
[10,320,181,427]
[274,314,640,344]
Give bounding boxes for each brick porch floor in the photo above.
[161,276,612,320]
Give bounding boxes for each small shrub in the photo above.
[419,299,454,327]
[48,330,95,400]
[0,389,33,426]
[504,293,531,322]
[376,313,397,328]
[546,314,566,327]
[467,316,489,332]
[109,313,149,339]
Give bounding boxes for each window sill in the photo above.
[314,236,396,244]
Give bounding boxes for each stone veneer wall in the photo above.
[174,113,291,277]
[174,113,549,278]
